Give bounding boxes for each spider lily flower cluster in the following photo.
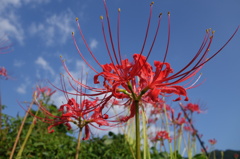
[0,67,9,79]
[33,0,238,158]
[33,85,112,140]
[66,0,239,124]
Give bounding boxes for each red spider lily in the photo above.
[35,86,56,99]
[63,0,239,123]
[152,130,172,143]
[150,101,172,115]
[148,117,158,124]
[208,138,217,145]
[234,153,239,159]
[0,67,9,79]
[182,103,203,114]
[169,109,186,126]
[201,146,208,153]
[34,97,111,140]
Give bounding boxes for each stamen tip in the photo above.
[100,16,104,20]
[72,32,74,35]
[150,2,154,6]
[168,11,170,15]
[118,8,121,12]
[159,13,162,17]
[75,17,79,21]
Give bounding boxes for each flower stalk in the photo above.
[75,128,83,159]
[135,100,141,159]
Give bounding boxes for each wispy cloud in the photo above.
[14,60,25,67]
[17,84,27,94]
[0,0,52,44]
[29,9,75,46]
[16,77,31,94]
[35,56,55,76]
[0,12,24,44]
[89,39,98,50]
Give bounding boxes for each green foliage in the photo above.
[0,105,134,158]
[0,104,77,158]
[78,132,133,159]
[1,104,237,159]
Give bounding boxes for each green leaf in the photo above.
[193,154,208,159]
[104,138,113,145]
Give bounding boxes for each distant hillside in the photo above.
[209,149,240,159]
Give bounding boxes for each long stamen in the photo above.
[167,36,213,83]
[131,2,155,78]
[165,29,212,81]
[132,12,162,79]
[139,1,154,56]
[164,26,239,85]
[162,12,171,63]
[75,18,104,71]
[103,0,120,66]
[196,25,240,67]
[152,12,171,83]
[72,31,98,73]
[146,13,162,60]
[117,8,123,65]
[100,16,123,79]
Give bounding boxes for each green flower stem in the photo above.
[135,100,141,159]
[9,100,34,159]
[16,110,39,158]
[75,128,83,159]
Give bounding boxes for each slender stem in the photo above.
[135,100,141,159]
[179,104,209,156]
[16,110,39,158]
[0,87,2,130]
[9,100,34,159]
[75,128,83,159]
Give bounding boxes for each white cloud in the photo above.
[29,9,75,46]
[89,39,98,50]
[16,77,31,94]
[0,12,24,44]
[17,84,27,94]
[35,56,55,76]
[13,60,25,67]
[0,0,22,11]
[0,0,52,44]
[23,0,50,5]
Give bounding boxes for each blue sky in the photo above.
[1,0,240,152]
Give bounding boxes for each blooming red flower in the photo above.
[0,67,9,79]
[153,130,172,143]
[169,109,186,126]
[35,97,111,140]
[62,0,239,122]
[35,86,56,99]
[208,138,217,145]
[183,103,203,113]
[234,153,239,159]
